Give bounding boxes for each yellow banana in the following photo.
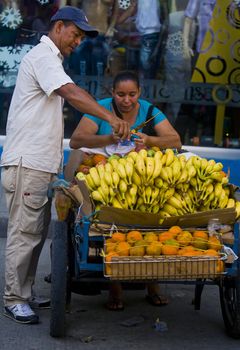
[200,158,208,172]
[167,196,182,210]
[91,190,106,204]
[96,164,105,179]
[187,165,197,180]
[227,198,235,208]
[154,150,163,161]
[132,170,142,187]
[108,158,119,169]
[204,159,216,174]
[76,172,85,181]
[138,149,148,159]
[235,201,240,219]
[119,179,128,199]
[159,167,169,182]
[112,171,120,189]
[165,148,175,166]
[219,194,229,209]
[158,210,171,219]
[104,162,113,173]
[104,171,113,187]
[178,155,187,169]
[151,204,160,214]
[224,186,230,197]
[145,156,155,182]
[210,172,224,182]
[176,168,188,184]
[192,156,201,169]
[186,157,193,167]
[99,179,109,201]
[127,151,138,162]
[139,204,147,212]
[125,161,134,184]
[112,197,123,209]
[125,192,133,209]
[119,158,127,166]
[149,186,160,204]
[109,187,116,202]
[162,203,178,216]
[144,186,152,204]
[212,162,223,172]
[161,153,167,166]
[85,173,96,190]
[190,177,197,188]
[164,187,175,200]
[89,167,101,187]
[135,155,146,178]
[152,157,162,180]
[165,166,173,184]
[154,177,163,188]
[136,196,144,209]
[171,159,181,183]
[116,163,127,180]
[125,156,134,164]
[129,184,138,197]
[214,183,223,198]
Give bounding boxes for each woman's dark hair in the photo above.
[112,70,140,90]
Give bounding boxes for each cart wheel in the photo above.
[50,221,68,338]
[219,276,240,339]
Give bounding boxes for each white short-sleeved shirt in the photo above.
[1,35,73,173]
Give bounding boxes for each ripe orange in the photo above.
[176,231,192,246]
[193,230,208,241]
[130,240,146,256]
[204,249,219,257]
[115,241,131,256]
[144,232,158,243]
[127,230,143,244]
[92,154,107,165]
[168,225,182,237]
[112,232,126,242]
[146,242,162,256]
[162,244,179,255]
[159,231,174,242]
[207,236,222,251]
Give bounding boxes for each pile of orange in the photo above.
[105,226,223,258]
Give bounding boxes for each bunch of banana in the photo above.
[76,148,240,220]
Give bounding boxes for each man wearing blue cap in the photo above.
[1,6,130,325]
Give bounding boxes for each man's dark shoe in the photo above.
[4,303,39,324]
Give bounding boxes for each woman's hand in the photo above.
[133,132,149,146]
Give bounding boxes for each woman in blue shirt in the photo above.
[69,71,181,310]
[70,71,181,150]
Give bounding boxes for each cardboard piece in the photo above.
[98,206,236,228]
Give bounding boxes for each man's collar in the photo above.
[40,35,64,61]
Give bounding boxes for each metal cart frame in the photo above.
[49,213,240,339]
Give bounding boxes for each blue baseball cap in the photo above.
[50,6,98,38]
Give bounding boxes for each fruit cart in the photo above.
[50,150,240,338]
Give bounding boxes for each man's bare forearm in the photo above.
[56,83,113,122]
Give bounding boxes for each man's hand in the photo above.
[109,117,130,140]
